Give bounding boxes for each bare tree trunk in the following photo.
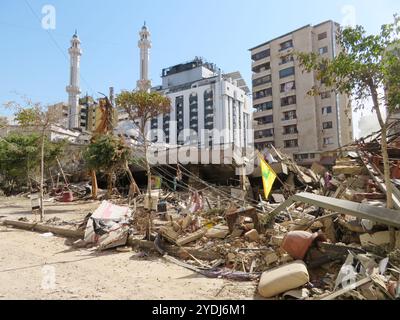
[381,126,394,209]
[125,160,141,205]
[39,132,45,222]
[91,170,98,200]
[107,171,113,199]
[143,138,152,202]
[370,84,393,210]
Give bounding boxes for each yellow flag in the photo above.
[259,155,277,199]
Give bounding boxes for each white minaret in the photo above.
[137,22,151,92]
[66,30,82,129]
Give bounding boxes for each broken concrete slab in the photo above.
[226,207,261,233]
[360,231,400,248]
[205,225,229,239]
[269,192,400,228]
[264,251,279,265]
[333,165,367,176]
[176,228,207,246]
[270,235,284,246]
[244,229,259,242]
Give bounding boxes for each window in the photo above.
[151,118,158,129]
[189,93,198,134]
[280,81,296,93]
[252,62,271,73]
[252,75,272,87]
[294,153,309,161]
[323,137,334,145]
[252,49,270,61]
[322,106,332,114]
[281,95,296,106]
[255,115,273,125]
[283,125,298,135]
[280,40,293,51]
[323,121,333,129]
[280,54,294,65]
[255,142,275,150]
[255,128,274,139]
[175,96,184,143]
[282,110,297,120]
[279,67,295,78]
[254,101,273,112]
[310,153,315,159]
[284,139,298,148]
[254,88,272,99]
[321,91,331,99]
[204,90,214,132]
[318,32,327,40]
[319,46,328,54]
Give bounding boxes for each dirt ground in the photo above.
[0,196,258,300]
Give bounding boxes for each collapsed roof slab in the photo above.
[268,192,400,228]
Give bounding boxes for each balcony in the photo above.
[252,62,271,74]
[283,124,298,134]
[252,68,271,80]
[254,135,274,143]
[254,123,274,131]
[253,82,272,93]
[279,40,294,52]
[281,118,297,126]
[251,56,271,69]
[253,109,273,118]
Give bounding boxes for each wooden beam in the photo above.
[320,277,372,300]
[175,228,207,247]
[2,219,84,238]
[128,238,220,261]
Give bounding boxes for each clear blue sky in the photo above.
[0,0,398,118]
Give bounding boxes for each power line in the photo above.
[23,0,99,99]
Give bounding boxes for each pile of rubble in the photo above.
[70,171,399,299]
[3,129,400,300]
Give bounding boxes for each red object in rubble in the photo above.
[61,191,74,202]
[392,161,400,179]
[372,155,381,168]
[281,231,320,260]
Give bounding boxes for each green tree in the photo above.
[296,15,400,210]
[115,91,171,202]
[0,117,8,129]
[83,134,132,197]
[5,97,60,220]
[0,133,65,195]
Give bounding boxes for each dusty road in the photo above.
[0,197,258,300]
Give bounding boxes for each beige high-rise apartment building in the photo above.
[250,20,353,165]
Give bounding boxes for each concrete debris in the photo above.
[244,229,260,242]
[205,225,229,239]
[258,261,310,298]
[2,135,400,300]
